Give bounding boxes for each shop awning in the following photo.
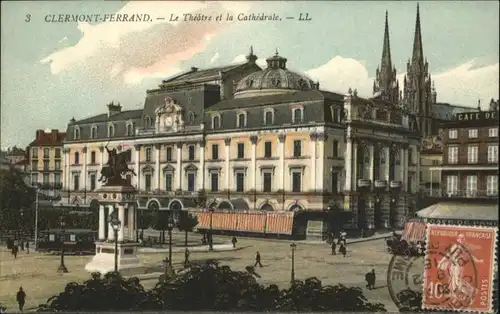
[194,211,295,235]
[417,202,498,221]
[401,220,426,243]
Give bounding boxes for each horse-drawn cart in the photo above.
[386,220,426,256]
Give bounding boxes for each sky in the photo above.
[1,1,499,148]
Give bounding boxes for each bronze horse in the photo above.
[98,146,136,185]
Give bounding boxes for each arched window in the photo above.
[187,111,195,124]
[90,126,97,139]
[264,110,274,125]
[126,123,133,136]
[237,113,246,128]
[74,152,80,165]
[292,108,303,123]
[108,124,114,137]
[73,127,80,140]
[212,115,220,129]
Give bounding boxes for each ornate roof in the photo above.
[234,51,317,97]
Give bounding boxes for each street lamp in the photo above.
[290,242,297,283]
[19,209,24,242]
[208,207,215,251]
[34,186,39,252]
[57,215,68,273]
[167,215,174,266]
[109,210,121,273]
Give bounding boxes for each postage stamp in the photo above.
[423,224,498,313]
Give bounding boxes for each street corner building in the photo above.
[56,7,472,240]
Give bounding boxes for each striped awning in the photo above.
[266,212,294,234]
[401,220,426,243]
[235,212,266,233]
[193,211,295,235]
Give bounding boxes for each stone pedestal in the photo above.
[85,184,141,274]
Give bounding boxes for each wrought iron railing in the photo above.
[420,189,498,198]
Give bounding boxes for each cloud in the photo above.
[40,1,252,86]
[305,56,499,107]
[209,52,220,64]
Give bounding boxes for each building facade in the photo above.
[430,109,498,198]
[61,48,420,237]
[28,129,66,200]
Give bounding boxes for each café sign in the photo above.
[455,111,497,121]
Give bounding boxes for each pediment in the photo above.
[162,164,175,172]
[142,165,154,172]
[184,164,198,172]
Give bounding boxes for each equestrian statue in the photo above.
[98,145,137,186]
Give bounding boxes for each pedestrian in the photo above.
[340,231,347,245]
[184,248,190,267]
[231,236,238,248]
[331,240,336,255]
[254,251,263,268]
[16,287,26,312]
[339,243,346,258]
[13,245,18,259]
[365,269,376,290]
[20,241,25,251]
[26,241,29,254]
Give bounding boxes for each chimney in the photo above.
[477,99,481,111]
[35,129,44,139]
[191,67,198,72]
[107,101,122,117]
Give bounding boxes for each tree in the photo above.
[38,261,387,312]
[176,212,198,246]
[152,210,171,244]
[136,210,153,241]
[0,168,34,233]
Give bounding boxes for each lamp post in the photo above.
[19,209,24,242]
[34,186,39,252]
[167,216,174,266]
[290,242,297,283]
[208,207,214,251]
[109,210,121,273]
[57,215,68,273]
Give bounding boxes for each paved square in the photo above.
[0,234,398,312]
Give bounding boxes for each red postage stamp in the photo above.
[423,224,498,313]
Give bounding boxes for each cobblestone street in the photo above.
[0,234,398,312]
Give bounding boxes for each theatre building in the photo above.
[62,49,420,239]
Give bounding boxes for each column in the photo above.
[368,144,374,183]
[118,204,125,242]
[98,205,106,240]
[250,136,257,190]
[176,142,182,190]
[128,204,135,241]
[82,147,87,192]
[352,141,358,190]
[400,146,406,187]
[317,133,326,191]
[384,146,390,182]
[278,134,286,190]
[62,149,67,191]
[134,145,141,189]
[107,205,115,241]
[224,138,231,190]
[198,140,205,191]
[155,144,161,190]
[309,133,317,190]
[99,146,104,168]
[66,149,71,191]
[344,135,353,191]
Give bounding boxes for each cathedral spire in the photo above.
[411,3,424,67]
[373,10,398,103]
[380,10,392,77]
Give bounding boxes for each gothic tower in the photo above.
[403,4,435,138]
[373,11,400,103]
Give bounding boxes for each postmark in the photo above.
[423,224,497,313]
[387,254,425,310]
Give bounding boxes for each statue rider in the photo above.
[106,146,118,176]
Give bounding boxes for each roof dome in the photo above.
[234,50,317,98]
